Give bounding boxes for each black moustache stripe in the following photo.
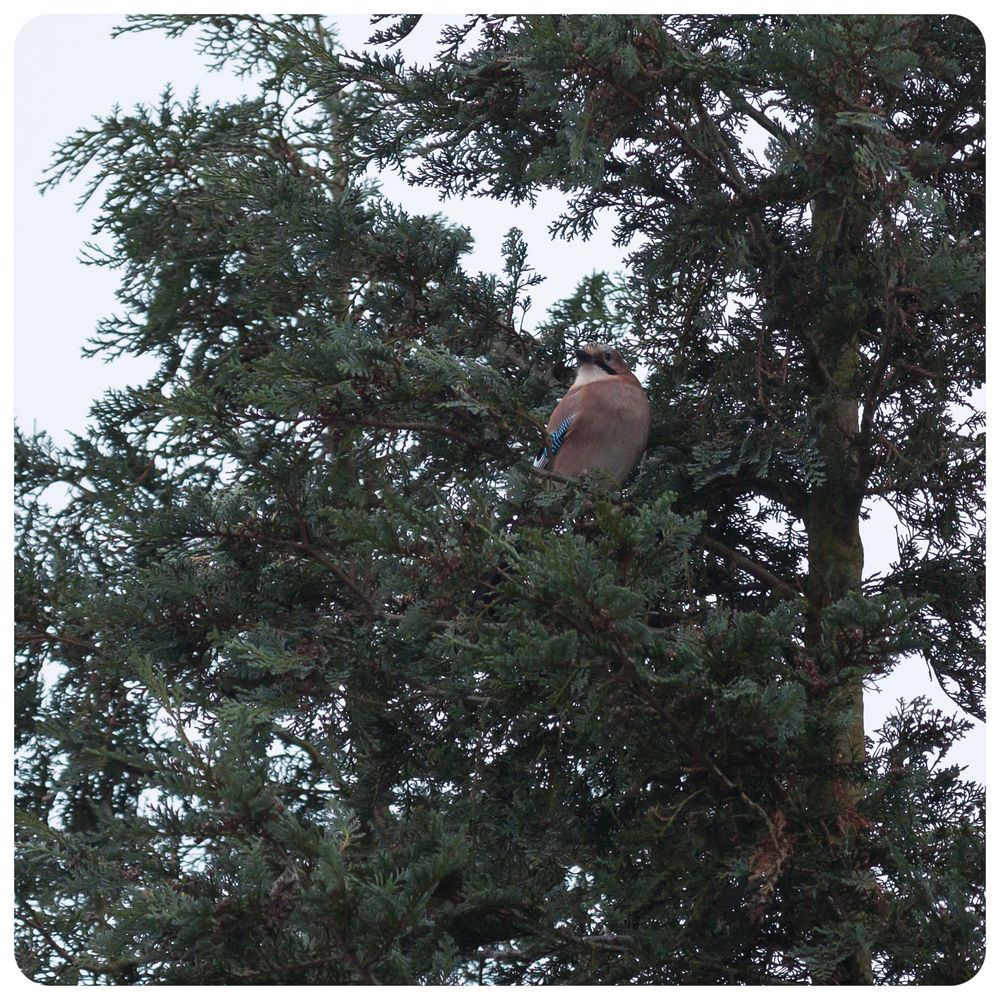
[594,359,616,375]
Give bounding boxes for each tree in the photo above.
[15,14,983,985]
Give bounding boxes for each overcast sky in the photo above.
[13,14,984,781]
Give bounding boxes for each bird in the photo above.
[534,342,651,485]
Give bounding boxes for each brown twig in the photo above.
[697,534,801,600]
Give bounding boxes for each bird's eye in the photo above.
[604,352,612,361]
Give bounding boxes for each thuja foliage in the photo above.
[15,15,983,985]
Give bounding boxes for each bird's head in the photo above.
[575,342,632,377]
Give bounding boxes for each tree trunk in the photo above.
[804,395,867,782]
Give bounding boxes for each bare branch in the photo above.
[697,534,801,600]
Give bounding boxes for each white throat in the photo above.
[572,364,617,387]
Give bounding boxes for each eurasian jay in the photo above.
[535,342,651,484]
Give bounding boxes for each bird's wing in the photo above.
[534,396,577,470]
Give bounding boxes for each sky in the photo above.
[12,13,985,783]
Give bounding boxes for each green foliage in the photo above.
[16,14,982,986]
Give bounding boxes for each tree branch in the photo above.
[728,92,795,148]
[697,534,801,600]
[686,470,808,519]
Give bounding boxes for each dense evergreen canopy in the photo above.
[16,15,983,985]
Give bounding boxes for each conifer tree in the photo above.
[16,15,983,985]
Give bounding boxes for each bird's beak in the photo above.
[575,347,592,364]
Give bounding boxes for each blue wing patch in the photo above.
[549,415,573,457]
[535,414,574,468]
